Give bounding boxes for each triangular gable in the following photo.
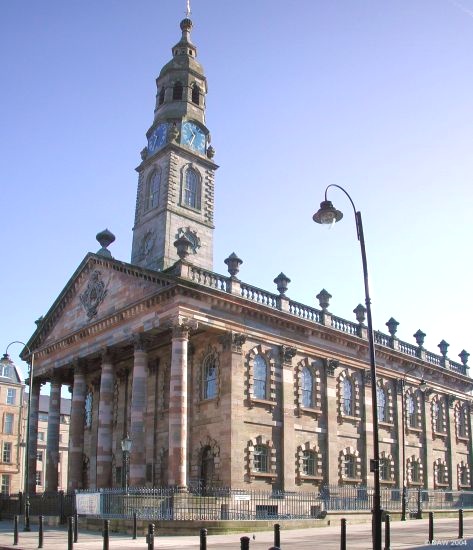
[26,253,175,353]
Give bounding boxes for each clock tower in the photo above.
[131,16,218,272]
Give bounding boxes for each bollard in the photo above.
[103,519,109,550]
[39,515,44,548]
[133,511,137,540]
[340,518,347,550]
[200,528,207,550]
[147,523,155,550]
[384,514,390,550]
[269,547,281,550]
[274,523,281,548]
[428,512,434,544]
[13,515,18,546]
[68,516,74,550]
[459,508,464,539]
[74,511,78,543]
[240,535,250,549]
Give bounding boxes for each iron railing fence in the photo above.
[2,486,473,521]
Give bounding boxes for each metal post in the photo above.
[24,493,31,531]
[340,518,347,550]
[459,509,464,539]
[274,523,281,548]
[59,491,66,524]
[428,512,434,544]
[38,515,44,548]
[133,511,137,539]
[68,516,74,550]
[384,514,390,550]
[240,535,250,549]
[200,528,207,549]
[147,523,155,550]
[417,487,423,519]
[13,515,18,546]
[74,511,78,543]
[103,519,109,550]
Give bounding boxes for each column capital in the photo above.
[166,315,198,339]
[100,347,114,363]
[219,331,246,353]
[132,333,149,352]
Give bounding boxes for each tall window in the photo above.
[37,431,45,441]
[342,378,353,416]
[202,354,217,400]
[37,450,43,462]
[411,461,420,483]
[2,442,11,463]
[406,395,417,428]
[192,84,200,105]
[433,401,443,433]
[458,405,468,438]
[302,450,316,476]
[437,462,447,484]
[173,81,183,100]
[253,355,267,399]
[301,367,313,407]
[4,413,14,435]
[144,171,160,211]
[344,454,356,478]
[379,458,390,481]
[158,87,165,105]
[253,445,268,473]
[6,388,16,405]
[183,168,199,209]
[85,391,93,428]
[36,471,42,486]
[1,474,10,495]
[377,387,387,422]
[460,466,469,486]
[0,364,11,377]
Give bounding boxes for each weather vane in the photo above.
[186,0,191,17]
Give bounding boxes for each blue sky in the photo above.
[1,0,472,382]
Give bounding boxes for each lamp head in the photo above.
[419,379,427,392]
[313,200,343,225]
[121,434,132,453]
[0,353,13,368]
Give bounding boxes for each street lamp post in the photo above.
[121,434,132,493]
[313,185,382,550]
[0,341,35,532]
[399,375,427,521]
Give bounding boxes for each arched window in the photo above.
[342,378,353,416]
[173,81,183,100]
[301,366,313,408]
[437,462,447,484]
[191,84,200,105]
[302,450,316,476]
[253,355,267,399]
[253,445,268,472]
[406,394,417,428]
[377,387,387,422]
[158,87,165,105]
[458,405,468,438]
[202,354,217,400]
[411,461,420,483]
[379,458,390,481]
[344,454,356,478]
[460,464,469,486]
[433,401,444,433]
[200,446,214,489]
[144,170,160,211]
[84,391,93,429]
[183,168,200,209]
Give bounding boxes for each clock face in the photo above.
[181,121,206,154]
[148,123,168,154]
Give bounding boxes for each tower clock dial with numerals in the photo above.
[148,123,168,154]
[181,121,206,154]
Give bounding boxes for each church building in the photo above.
[22,12,473,498]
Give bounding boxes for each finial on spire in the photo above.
[186,0,191,17]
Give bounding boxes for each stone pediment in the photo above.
[28,253,174,352]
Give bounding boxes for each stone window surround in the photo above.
[337,370,361,421]
[295,358,322,415]
[180,164,202,212]
[296,442,323,484]
[407,455,423,485]
[246,436,277,481]
[433,457,449,488]
[190,435,221,484]
[339,446,362,483]
[246,345,276,407]
[198,345,220,403]
[431,395,447,436]
[405,389,423,432]
[379,451,396,484]
[457,461,470,489]
[455,401,469,441]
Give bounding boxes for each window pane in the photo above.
[342,379,353,415]
[253,445,268,472]
[3,442,11,463]
[407,395,416,428]
[301,367,313,408]
[4,413,13,434]
[254,356,267,399]
[1,474,10,495]
[184,169,199,209]
[344,455,355,478]
[203,355,217,399]
[6,388,16,405]
[302,451,316,476]
[377,387,386,422]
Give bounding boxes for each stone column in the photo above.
[395,382,405,488]
[324,360,339,485]
[168,324,190,488]
[280,345,297,491]
[27,380,42,494]
[446,396,457,489]
[129,335,148,486]
[68,364,86,491]
[96,350,114,488]
[363,371,374,485]
[45,376,61,492]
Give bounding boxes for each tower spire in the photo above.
[186,0,191,18]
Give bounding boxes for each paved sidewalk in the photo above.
[0,516,472,549]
